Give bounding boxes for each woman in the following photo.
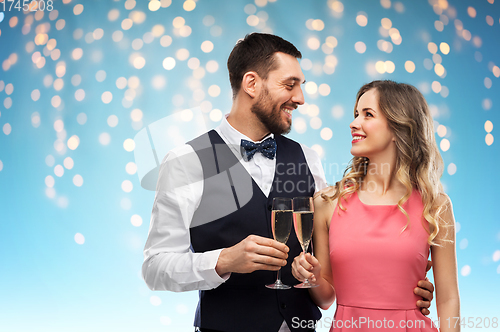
[292,80,460,331]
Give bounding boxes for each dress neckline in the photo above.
[355,190,415,207]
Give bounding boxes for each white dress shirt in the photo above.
[142,115,327,331]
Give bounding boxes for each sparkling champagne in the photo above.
[272,210,293,244]
[294,211,314,251]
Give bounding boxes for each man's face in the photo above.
[251,52,305,135]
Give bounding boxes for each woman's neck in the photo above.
[360,152,404,195]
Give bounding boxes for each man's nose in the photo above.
[291,86,305,105]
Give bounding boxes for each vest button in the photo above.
[281,303,287,309]
[267,205,272,211]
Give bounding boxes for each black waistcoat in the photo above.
[188,130,321,332]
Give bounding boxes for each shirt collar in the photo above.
[218,114,274,146]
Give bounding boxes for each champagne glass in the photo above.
[266,197,293,290]
[293,197,318,288]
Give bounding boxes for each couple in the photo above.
[142,33,460,332]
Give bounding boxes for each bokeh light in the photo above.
[3,123,12,135]
[208,85,221,97]
[74,4,84,15]
[206,60,219,73]
[318,84,331,96]
[45,155,55,167]
[405,61,415,73]
[482,98,492,110]
[310,117,322,129]
[74,233,85,245]
[485,134,494,146]
[67,135,80,150]
[108,115,119,127]
[126,162,137,175]
[440,42,450,55]
[131,109,143,122]
[64,157,74,170]
[122,180,133,193]
[54,165,64,177]
[150,295,162,306]
[123,139,135,152]
[76,113,87,125]
[99,133,111,145]
[354,41,366,54]
[320,127,333,140]
[131,214,143,227]
[307,37,321,50]
[209,109,223,122]
[461,265,471,277]
[305,82,318,95]
[293,117,307,134]
[163,57,176,70]
[31,112,41,128]
[484,120,493,133]
[45,175,55,188]
[201,41,214,53]
[356,13,368,27]
[448,163,457,176]
[73,174,84,187]
[101,91,113,104]
[440,138,450,152]
[437,125,447,137]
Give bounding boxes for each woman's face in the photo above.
[349,88,395,159]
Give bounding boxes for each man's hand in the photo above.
[215,235,289,276]
[415,260,434,316]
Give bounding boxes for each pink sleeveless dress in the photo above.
[328,190,438,332]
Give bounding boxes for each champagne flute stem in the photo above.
[302,248,311,285]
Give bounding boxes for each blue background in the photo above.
[0,0,499,331]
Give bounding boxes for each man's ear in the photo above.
[241,71,259,99]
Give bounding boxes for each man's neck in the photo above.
[227,104,270,142]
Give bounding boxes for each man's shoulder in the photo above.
[275,134,302,150]
[160,143,196,165]
[275,135,321,160]
[161,129,216,162]
[186,129,220,149]
[275,134,297,143]
[299,142,319,157]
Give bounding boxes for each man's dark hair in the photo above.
[227,33,302,98]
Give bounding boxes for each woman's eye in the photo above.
[366,112,373,117]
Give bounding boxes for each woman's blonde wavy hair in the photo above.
[326,80,449,245]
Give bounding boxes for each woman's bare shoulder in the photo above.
[314,186,336,199]
[313,186,338,230]
[436,192,452,207]
[314,186,338,210]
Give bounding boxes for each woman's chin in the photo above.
[350,148,363,157]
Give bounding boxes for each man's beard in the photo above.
[251,86,292,135]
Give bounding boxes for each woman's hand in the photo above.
[291,252,321,284]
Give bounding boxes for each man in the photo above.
[142,33,434,332]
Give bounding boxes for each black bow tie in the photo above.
[240,137,277,161]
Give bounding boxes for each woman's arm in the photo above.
[431,195,460,332]
[291,187,336,310]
